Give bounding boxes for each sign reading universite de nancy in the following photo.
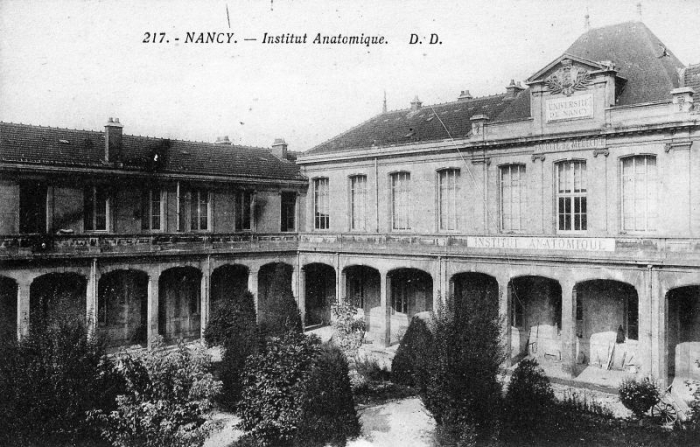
[466,236,615,252]
[546,93,593,121]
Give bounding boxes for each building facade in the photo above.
[0,120,307,348]
[296,22,700,388]
[2,21,699,390]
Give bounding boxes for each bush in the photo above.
[618,377,660,419]
[261,264,302,338]
[331,301,365,358]
[501,359,556,440]
[421,294,505,442]
[391,312,434,392]
[294,344,361,447]
[0,318,122,447]
[238,332,321,445]
[90,338,222,447]
[239,333,360,447]
[204,290,260,408]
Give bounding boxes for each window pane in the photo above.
[556,161,586,232]
[622,156,657,231]
[501,165,524,231]
[314,178,329,230]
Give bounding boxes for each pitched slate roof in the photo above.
[307,94,514,154]
[683,64,700,95]
[564,21,684,106]
[0,122,304,181]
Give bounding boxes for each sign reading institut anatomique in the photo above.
[546,93,593,121]
[466,236,615,252]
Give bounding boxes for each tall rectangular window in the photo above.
[350,175,367,231]
[141,189,163,231]
[190,189,210,231]
[281,192,296,232]
[500,164,525,231]
[391,172,411,230]
[439,169,460,231]
[556,160,587,231]
[235,191,253,231]
[622,155,657,232]
[313,178,330,230]
[84,185,109,231]
[19,181,47,233]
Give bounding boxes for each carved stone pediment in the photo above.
[545,59,591,96]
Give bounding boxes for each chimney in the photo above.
[470,114,489,136]
[104,117,123,162]
[410,96,422,111]
[505,80,525,99]
[271,138,288,160]
[671,87,694,113]
[215,135,232,145]
[458,90,473,101]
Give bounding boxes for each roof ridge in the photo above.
[0,121,270,152]
[0,121,103,135]
[125,133,270,152]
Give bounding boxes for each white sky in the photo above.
[1,0,699,152]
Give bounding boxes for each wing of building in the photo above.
[297,21,700,389]
[2,21,699,390]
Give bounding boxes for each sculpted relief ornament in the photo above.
[545,59,591,96]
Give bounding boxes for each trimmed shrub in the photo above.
[294,344,361,447]
[238,332,321,445]
[502,359,556,440]
[261,264,302,338]
[90,338,222,447]
[238,333,361,447]
[421,295,505,442]
[0,318,122,447]
[204,290,257,347]
[204,290,260,408]
[618,376,660,419]
[391,312,434,392]
[331,301,365,358]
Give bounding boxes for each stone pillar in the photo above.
[337,268,346,306]
[561,280,577,377]
[298,266,306,325]
[378,270,391,347]
[86,259,99,336]
[433,257,443,312]
[500,280,511,368]
[200,262,210,339]
[248,268,259,321]
[147,271,160,348]
[17,278,31,339]
[638,266,653,378]
[650,267,665,385]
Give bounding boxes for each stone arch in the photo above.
[304,263,335,327]
[451,272,499,319]
[508,276,562,364]
[98,269,148,347]
[573,279,638,371]
[387,268,433,344]
[211,264,250,311]
[666,285,700,382]
[30,272,86,329]
[0,276,18,344]
[257,262,294,323]
[158,266,202,342]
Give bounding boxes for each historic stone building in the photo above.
[2,21,700,390]
[0,120,307,348]
[295,21,700,388]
